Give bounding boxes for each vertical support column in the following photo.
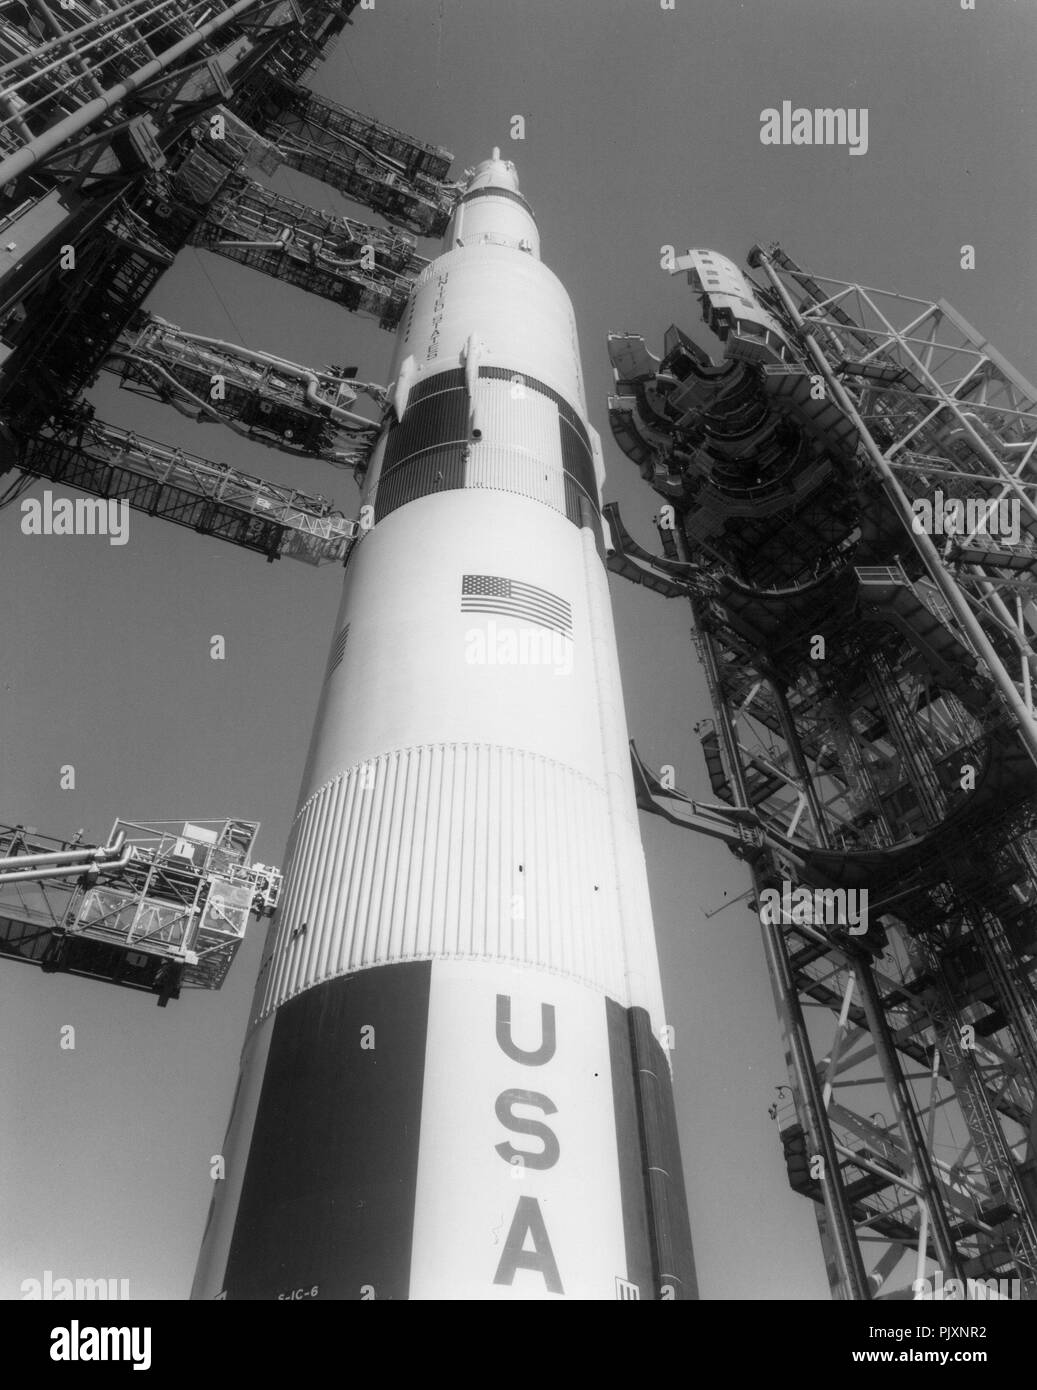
[757,898,872,1300]
[853,954,965,1280]
[770,677,832,850]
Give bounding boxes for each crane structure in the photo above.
[252,81,458,237]
[0,0,455,460]
[19,403,363,563]
[103,311,385,468]
[185,166,425,327]
[605,244,1037,1300]
[0,819,281,1005]
[0,3,457,1005]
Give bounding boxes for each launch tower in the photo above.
[606,244,1037,1300]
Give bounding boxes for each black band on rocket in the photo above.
[374,366,602,547]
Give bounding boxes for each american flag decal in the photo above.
[462,575,573,638]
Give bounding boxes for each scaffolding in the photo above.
[607,244,1037,1300]
[104,311,384,468]
[17,406,363,564]
[0,0,357,179]
[0,0,450,578]
[261,83,459,236]
[0,819,281,1004]
[0,0,441,449]
[186,169,423,328]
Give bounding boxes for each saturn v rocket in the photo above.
[192,151,697,1301]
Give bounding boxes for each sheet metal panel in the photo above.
[258,744,629,1020]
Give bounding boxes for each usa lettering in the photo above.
[491,994,564,1294]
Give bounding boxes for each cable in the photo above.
[343,42,371,114]
[0,470,34,510]
[190,246,250,348]
[279,164,308,208]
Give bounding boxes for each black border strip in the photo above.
[459,186,535,215]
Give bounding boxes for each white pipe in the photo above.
[0,0,262,189]
[29,0,106,99]
[113,351,377,441]
[0,831,124,870]
[2,0,185,96]
[0,0,180,83]
[0,845,133,885]
[944,412,1031,456]
[141,324,382,426]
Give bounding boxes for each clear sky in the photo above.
[2,0,1035,1300]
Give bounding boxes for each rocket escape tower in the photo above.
[607,246,1037,1299]
[0,1,462,998]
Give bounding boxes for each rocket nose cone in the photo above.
[444,147,538,256]
[464,149,521,195]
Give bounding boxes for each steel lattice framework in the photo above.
[606,243,1037,1300]
[103,310,385,468]
[760,247,1037,721]
[0,819,281,1003]
[0,4,450,1012]
[0,0,454,443]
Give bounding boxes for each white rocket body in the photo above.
[192,154,695,1301]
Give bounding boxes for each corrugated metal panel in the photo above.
[479,365,591,450]
[382,375,469,474]
[257,744,629,1020]
[559,413,597,498]
[375,444,468,519]
[460,445,565,512]
[408,367,465,404]
[467,379,567,512]
[377,377,573,520]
